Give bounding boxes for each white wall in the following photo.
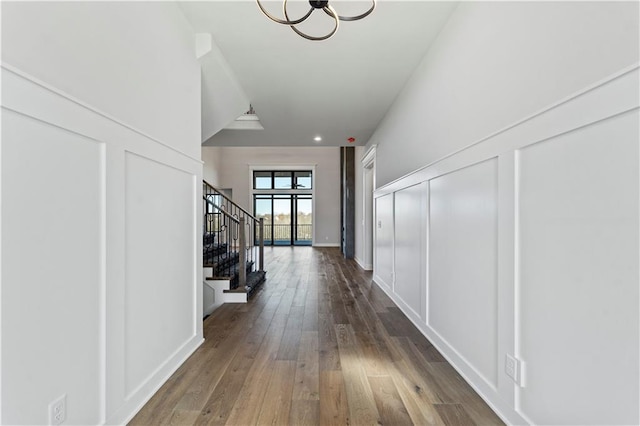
[369,1,639,188]
[198,43,250,142]
[212,146,341,246]
[1,2,200,160]
[202,146,224,186]
[369,2,639,424]
[1,3,202,425]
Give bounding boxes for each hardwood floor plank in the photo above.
[434,403,476,426]
[276,305,304,360]
[167,409,201,426]
[426,362,486,404]
[256,360,296,425]
[289,400,320,426]
[319,370,350,426]
[318,313,341,371]
[292,331,320,400]
[335,323,381,425]
[464,401,505,425]
[368,375,413,425]
[192,355,253,425]
[390,372,445,426]
[391,336,456,403]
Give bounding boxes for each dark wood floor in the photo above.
[130,247,503,425]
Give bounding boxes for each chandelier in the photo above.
[256,0,376,41]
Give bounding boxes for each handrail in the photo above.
[202,180,265,292]
[203,196,240,224]
[203,179,258,221]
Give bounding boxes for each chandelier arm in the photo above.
[287,4,339,41]
[256,0,313,25]
[322,0,376,22]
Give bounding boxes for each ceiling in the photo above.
[179,1,458,147]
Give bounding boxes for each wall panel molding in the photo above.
[1,64,204,425]
[372,65,639,425]
[375,64,639,197]
[1,63,202,164]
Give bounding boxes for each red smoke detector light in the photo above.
[347,137,356,143]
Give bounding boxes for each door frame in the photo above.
[250,165,316,245]
[361,145,376,270]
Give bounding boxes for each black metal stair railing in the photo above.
[203,180,265,294]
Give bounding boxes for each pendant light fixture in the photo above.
[256,0,376,41]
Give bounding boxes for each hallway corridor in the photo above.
[130,247,503,425]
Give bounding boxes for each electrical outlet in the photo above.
[49,394,66,425]
[505,354,525,387]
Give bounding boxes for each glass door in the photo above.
[294,195,312,245]
[254,194,313,246]
[273,195,292,245]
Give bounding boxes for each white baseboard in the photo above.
[106,336,204,425]
[312,243,340,247]
[354,256,373,271]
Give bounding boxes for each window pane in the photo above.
[255,197,272,222]
[273,196,291,244]
[254,171,272,189]
[294,171,312,189]
[274,171,292,189]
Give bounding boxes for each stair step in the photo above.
[229,261,256,289]
[245,270,266,297]
[203,242,228,259]
[204,251,240,275]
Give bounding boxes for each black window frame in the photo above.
[252,170,313,190]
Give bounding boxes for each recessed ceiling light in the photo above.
[314,136,322,142]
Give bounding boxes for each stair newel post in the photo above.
[239,217,247,289]
[259,218,265,272]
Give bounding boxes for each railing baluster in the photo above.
[238,217,246,290]
[259,218,264,272]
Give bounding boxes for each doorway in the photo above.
[254,194,313,246]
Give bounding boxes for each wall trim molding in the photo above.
[1,62,203,165]
[108,337,204,425]
[375,63,640,197]
[361,144,377,167]
[354,256,373,271]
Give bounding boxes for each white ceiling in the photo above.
[179,1,458,147]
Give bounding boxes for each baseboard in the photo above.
[312,243,340,247]
[354,256,373,271]
[203,302,223,316]
[105,336,204,425]
[370,278,526,425]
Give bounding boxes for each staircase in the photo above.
[203,180,266,315]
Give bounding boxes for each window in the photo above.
[294,171,312,189]
[253,171,312,190]
[274,171,292,189]
[254,171,272,189]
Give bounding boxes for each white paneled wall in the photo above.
[429,159,499,388]
[393,183,427,321]
[123,153,196,397]
[373,66,639,424]
[373,194,394,290]
[1,65,203,425]
[517,112,639,425]
[2,109,104,424]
